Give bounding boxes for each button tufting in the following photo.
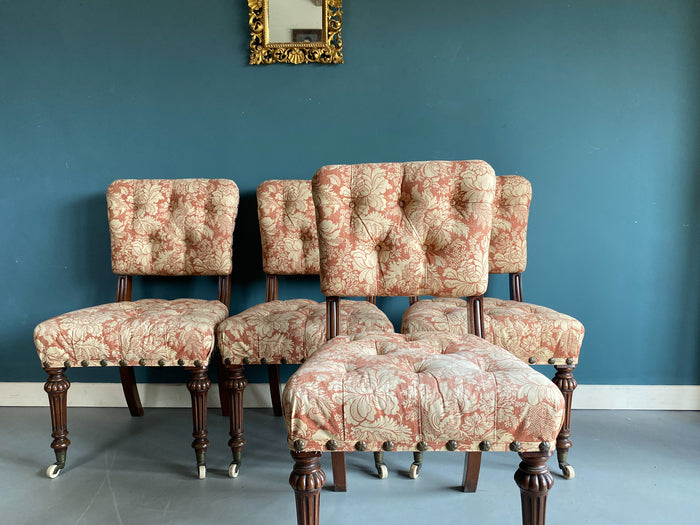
[398,200,405,207]
[422,244,429,252]
[375,245,381,252]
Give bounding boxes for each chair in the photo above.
[216,179,394,478]
[401,175,584,478]
[33,178,239,479]
[283,161,565,525]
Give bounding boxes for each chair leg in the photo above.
[552,365,577,479]
[462,451,482,492]
[267,364,283,417]
[216,358,231,417]
[409,451,423,479]
[187,366,211,479]
[118,366,144,417]
[290,451,325,525]
[331,451,347,492]
[373,451,388,479]
[514,451,554,525]
[225,364,247,478]
[44,368,71,478]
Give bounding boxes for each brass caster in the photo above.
[409,462,421,479]
[46,464,62,479]
[197,465,206,480]
[228,461,240,478]
[376,463,388,479]
[560,463,575,480]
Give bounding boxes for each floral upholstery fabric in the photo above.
[284,332,565,453]
[489,176,531,275]
[258,180,320,276]
[217,299,394,365]
[107,179,239,276]
[312,161,496,298]
[401,298,584,365]
[34,299,228,368]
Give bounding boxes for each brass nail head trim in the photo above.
[293,439,306,452]
[63,360,72,368]
[281,358,288,364]
[479,441,491,452]
[260,358,268,365]
[355,441,366,452]
[243,357,251,365]
[417,441,428,452]
[566,357,574,365]
[138,359,147,366]
[446,440,458,451]
[528,357,537,364]
[177,359,185,366]
[326,440,338,451]
[539,441,551,452]
[548,358,556,365]
[158,359,166,367]
[510,441,522,452]
[81,360,89,368]
[382,441,394,452]
[224,358,232,365]
[100,359,108,367]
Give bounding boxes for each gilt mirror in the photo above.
[248,0,343,65]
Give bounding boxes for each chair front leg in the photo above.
[44,368,71,478]
[514,451,554,525]
[187,365,210,479]
[290,451,325,525]
[552,364,577,479]
[225,363,247,477]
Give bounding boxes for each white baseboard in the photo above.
[1,383,699,410]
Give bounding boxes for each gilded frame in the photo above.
[248,0,343,65]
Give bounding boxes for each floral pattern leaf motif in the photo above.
[108,179,239,276]
[489,175,531,274]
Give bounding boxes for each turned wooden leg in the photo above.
[118,366,144,417]
[216,357,231,417]
[331,451,347,492]
[44,368,71,478]
[514,451,554,525]
[290,451,325,525]
[462,451,482,492]
[225,364,247,477]
[267,364,283,417]
[552,365,577,479]
[187,366,210,479]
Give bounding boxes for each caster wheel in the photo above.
[409,463,421,479]
[46,464,61,479]
[228,462,240,478]
[197,465,206,480]
[377,464,388,479]
[561,464,575,480]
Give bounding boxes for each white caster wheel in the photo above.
[377,464,388,479]
[197,465,206,480]
[561,464,575,479]
[409,463,421,479]
[228,462,240,478]
[46,464,61,479]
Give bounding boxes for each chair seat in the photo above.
[284,332,565,453]
[401,298,584,365]
[34,299,228,368]
[217,299,394,365]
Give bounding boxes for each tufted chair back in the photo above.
[488,175,532,275]
[107,179,239,276]
[312,160,497,298]
[257,180,320,276]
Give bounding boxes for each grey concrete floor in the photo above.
[0,407,698,524]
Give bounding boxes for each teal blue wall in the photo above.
[1,0,698,386]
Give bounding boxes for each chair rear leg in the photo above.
[552,364,577,479]
[462,451,482,492]
[514,451,554,525]
[267,364,283,417]
[187,366,211,479]
[225,364,247,477]
[290,451,325,525]
[373,451,388,479]
[331,451,347,492]
[44,368,71,478]
[216,357,231,417]
[119,366,144,417]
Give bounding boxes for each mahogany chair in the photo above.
[216,179,393,478]
[283,161,565,525]
[33,178,239,479]
[402,175,584,479]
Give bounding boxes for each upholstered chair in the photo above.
[283,161,565,525]
[34,179,239,479]
[216,179,394,478]
[401,175,584,479]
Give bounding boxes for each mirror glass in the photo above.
[249,0,343,65]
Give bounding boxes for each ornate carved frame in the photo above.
[248,0,343,65]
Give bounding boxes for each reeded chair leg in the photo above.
[462,451,482,492]
[44,368,71,478]
[267,364,283,417]
[514,451,554,525]
[187,366,210,480]
[118,366,144,417]
[552,365,577,479]
[374,451,388,479]
[225,364,247,478]
[290,451,325,525]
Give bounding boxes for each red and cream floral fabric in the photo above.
[284,332,565,453]
[489,176,531,274]
[107,179,239,276]
[312,161,496,298]
[217,299,393,365]
[401,298,584,365]
[258,180,320,275]
[34,299,229,368]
